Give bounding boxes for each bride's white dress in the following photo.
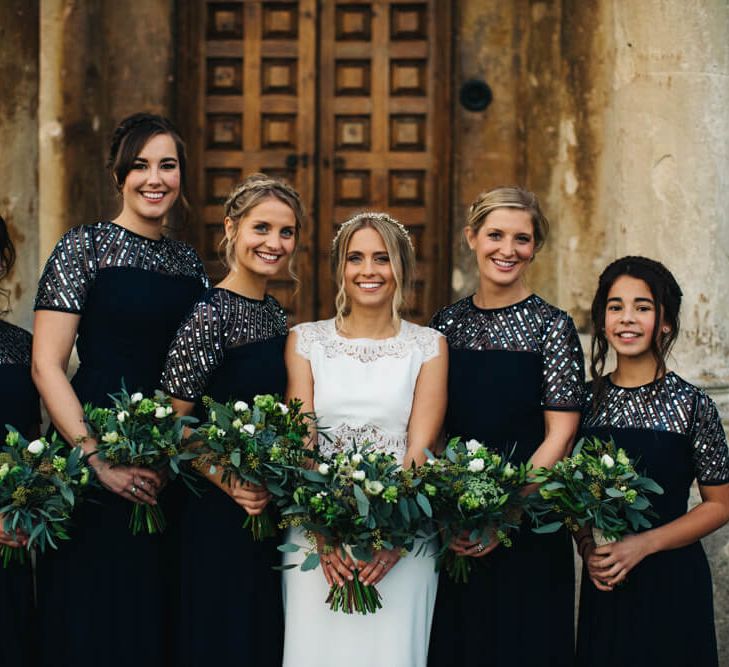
[282,318,443,667]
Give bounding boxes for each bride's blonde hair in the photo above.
[330,212,415,332]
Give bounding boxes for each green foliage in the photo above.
[0,426,94,566]
[527,435,664,541]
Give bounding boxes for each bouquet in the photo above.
[528,435,664,545]
[279,445,432,614]
[417,437,530,583]
[0,428,91,566]
[83,387,198,534]
[193,394,315,540]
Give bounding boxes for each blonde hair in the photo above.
[219,173,305,272]
[466,186,550,253]
[330,212,415,332]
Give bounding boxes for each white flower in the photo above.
[130,392,143,404]
[154,407,167,419]
[216,428,227,438]
[210,410,217,423]
[117,410,129,423]
[318,463,330,475]
[364,479,384,495]
[601,454,615,468]
[352,470,366,481]
[101,432,119,444]
[350,453,363,465]
[0,463,9,479]
[165,405,173,415]
[231,418,243,430]
[277,402,289,415]
[468,458,485,473]
[233,401,248,413]
[503,463,515,478]
[426,457,437,465]
[465,439,482,454]
[242,424,256,436]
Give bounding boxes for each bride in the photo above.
[282,212,448,667]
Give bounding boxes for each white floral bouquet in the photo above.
[416,437,530,583]
[279,444,432,614]
[193,394,315,540]
[83,387,198,534]
[527,435,663,544]
[0,428,92,566]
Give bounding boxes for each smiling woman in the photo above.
[31,113,209,667]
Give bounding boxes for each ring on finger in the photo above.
[130,485,138,495]
[378,559,387,566]
[138,480,147,488]
[475,544,485,552]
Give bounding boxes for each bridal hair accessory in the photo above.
[331,212,414,251]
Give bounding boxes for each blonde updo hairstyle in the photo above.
[331,212,415,333]
[220,173,305,272]
[466,186,550,254]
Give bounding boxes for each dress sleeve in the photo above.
[192,252,211,289]
[541,313,586,411]
[34,226,96,313]
[416,325,443,363]
[161,299,225,401]
[690,392,729,485]
[290,322,316,360]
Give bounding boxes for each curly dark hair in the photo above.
[590,255,682,402]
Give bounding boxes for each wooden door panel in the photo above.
[318,0,451,322]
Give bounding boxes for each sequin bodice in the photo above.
[584,373,729,485]
[0,321,32,366]
[34,221,208,313]
[162,288,288,401]
[430,295,585,410]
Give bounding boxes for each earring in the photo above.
[662,327,670,334]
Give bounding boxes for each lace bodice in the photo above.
[162,288,287,400]
[430,294,585,410]
[292,319,443,462]
[0,321,32,366]
[584,373,729,485]
[34,221,209,314]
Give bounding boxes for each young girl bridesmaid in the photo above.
[32,113,208,667]
[428,187,585,667]
[0,215,39,667]
[577,256,729,666]
[161,174,304,666]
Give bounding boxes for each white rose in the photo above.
[117,410,129,423]
[601,454,615,468]
[350,453,363,465]
[318,463,330,475]
[101,432,119,444]
[231,419,243,430]
[165,406,173,415]
[468,458,485,473]
[242,424,256,436]
[465,439,482,454]
[130,392,143,404]
[233,401,248,413]
[277,402,289,415]
[154,407,167,419]
[352,470,366,481]
[364,479,384,495]
[503,463,515,478]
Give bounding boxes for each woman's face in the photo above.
[226,197,297,279]
[604,275,661,361]
[465,208,535,290]
[343,227,396,311]
[121,133,181,223]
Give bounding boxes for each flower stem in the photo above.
[326,569,383,615]
[243,508,276,540]
[130,504,167,535]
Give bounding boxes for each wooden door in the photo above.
[178,0,451,324]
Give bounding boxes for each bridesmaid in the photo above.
[576,256,729,666]
[32,113,208,667]
[161,173,304,667]
[0,215,39,667]
[428,187,585,666]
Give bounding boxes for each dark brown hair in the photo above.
[107,113,188,203]
[590,256,682,401]
[0,216,16,315]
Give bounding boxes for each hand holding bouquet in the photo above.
[417,437,529,583]
[528,435,663,544]
[0,428,91,566]
[193,394,314,540]
[83,387,198,534]
[279,444,432,614]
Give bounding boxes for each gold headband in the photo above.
[331,211,414,251]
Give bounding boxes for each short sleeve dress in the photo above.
[428,294,585,667]
[577,372,729,667]
[281,319,443,667]
[33,221,208,667]
[0,321,40,667]
[161,287,288,667]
